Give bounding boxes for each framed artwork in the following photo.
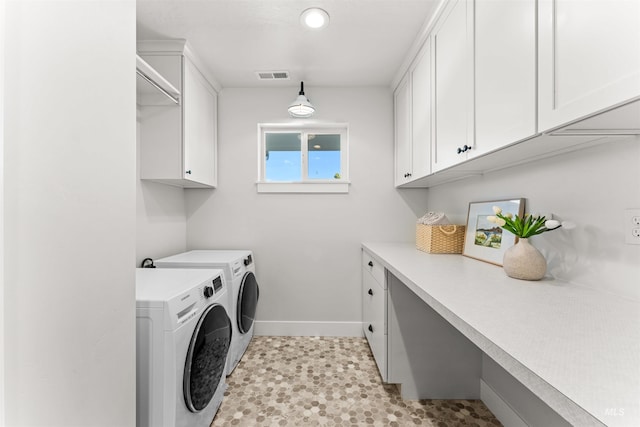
[463,198,525,266]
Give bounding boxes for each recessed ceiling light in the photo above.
[300,8,330,29]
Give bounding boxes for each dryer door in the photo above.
[183,303,231,412]
[237,271,259,334]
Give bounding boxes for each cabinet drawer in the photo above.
[362,269,387,380]
[362,270,386,333]
[362,251,385,288]
[364,320,386,381]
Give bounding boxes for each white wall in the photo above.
[426,136,640,301]
[185,86,429,335]
[0,0,5,422]
[4,1,136,426]
[136,113,187,266]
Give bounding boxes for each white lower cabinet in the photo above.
[361,247,482,397]
[361,249,387,381]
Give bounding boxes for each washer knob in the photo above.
[203,286,214,298]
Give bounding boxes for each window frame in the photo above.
[257,122,350,193]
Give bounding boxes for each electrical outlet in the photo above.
[624,209,640,245]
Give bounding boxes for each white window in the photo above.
[257,123,349,193]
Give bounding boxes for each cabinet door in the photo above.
[539,0,640,132]
[432,0,474,172]
[410,40,432,178]
[362,268,387,381]
[394,75,412,186]
[183,58,217,187]
[474,0,536,156]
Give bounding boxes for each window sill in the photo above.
[256,181,350,194]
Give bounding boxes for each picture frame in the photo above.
[463,198,525,266]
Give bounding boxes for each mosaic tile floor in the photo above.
[211,336,502,427]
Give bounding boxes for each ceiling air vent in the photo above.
[256,71,290,81]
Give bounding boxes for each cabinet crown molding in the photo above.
[137,39,222,93]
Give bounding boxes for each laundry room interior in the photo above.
[2,0,640,427]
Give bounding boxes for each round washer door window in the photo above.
[237,271,259,334]
[183,303,231,412]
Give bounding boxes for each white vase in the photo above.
[502,238,546,281]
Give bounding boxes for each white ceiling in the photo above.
[136,0,440,89]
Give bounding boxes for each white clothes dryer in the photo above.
[155,250,259,376]
[136,268,231,427]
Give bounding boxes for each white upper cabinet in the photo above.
[393,0,639,187]
[394,75,412,186]
[474,0,537,156]
[183,61,217,187]
[538,0,640,132]
[410,42,432,179]
[138,40,218,188]
[431,0,474,172]
[394,40,432,187]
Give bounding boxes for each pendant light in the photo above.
[288,81,315,118]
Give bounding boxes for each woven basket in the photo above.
[416,224,466,254]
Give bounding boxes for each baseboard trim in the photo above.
[481,379,528,427]
[254,321,364,337]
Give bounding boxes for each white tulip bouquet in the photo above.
[487,206,562,238]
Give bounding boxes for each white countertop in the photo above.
[362,242,640,427]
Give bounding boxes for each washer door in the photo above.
[183,303,231,413]
[237,271,259,334]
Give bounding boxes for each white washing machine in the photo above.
[155,250,259,376]
[136,268,231,427]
